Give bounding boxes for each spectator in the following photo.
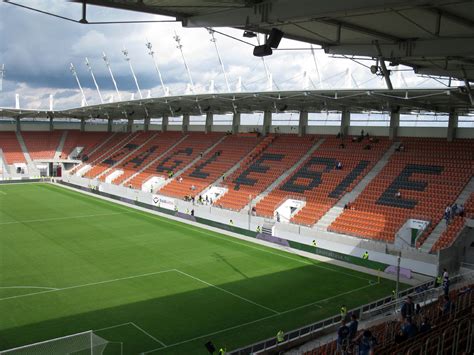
[442,268,449,281]
[190,185,196,191]
[355,330,377,355]
[395,191,401,199]
[458,204,465,217]
[340,304,348,320]
[337,319,350,353]
[276,212,280,222]
[348,313,359,340]
[363,144,371,150]
[444,205,451,224]
[336,161,343,170]
[442,276,450,296]
[178,176,183,183]
[401,317,418,339]
[439,295,452,315]
[419,316,431,333]
[451,203,458,216]
[191,209,194,216]
[395,143,405,152]
[276,329,284,343]
[339,143,346,149]
[401,296,415,320]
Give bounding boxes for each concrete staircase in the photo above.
[0,149,10,177]
[54,131,68,160]
[69,132,117,173]
[15,131,40,176]
[242,138,326,211]
[121,134,189,186]
[158,134,228,190]
[96,132,159,180]
[315,141,399,230]
[420,176,474,253]
[80,132,139,177]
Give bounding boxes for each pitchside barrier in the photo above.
[229,269,474,354]
[58,179,392,273]
[0,330,123,355]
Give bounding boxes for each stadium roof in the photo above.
[0,88,472,120]
[78,0,474,83]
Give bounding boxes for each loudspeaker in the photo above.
[253,44,272,57]
[204,341,216,354]
[267,28,284,48]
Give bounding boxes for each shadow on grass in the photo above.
[0,264,395,354]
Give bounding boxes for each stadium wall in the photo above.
[60,174,439,277]
[1,121,472,138]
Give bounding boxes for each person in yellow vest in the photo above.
[276,329,284,343]
[229,219,234,225]
[392,289,396,300]
[435,275,442,287]
[340,304,348,320]
[312,240,317,248]
[256,226,261,233]
[218,347,226,355]
[362,251,369,260]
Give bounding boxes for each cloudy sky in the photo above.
[0,0,452,111]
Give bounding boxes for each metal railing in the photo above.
[229,269,474,355]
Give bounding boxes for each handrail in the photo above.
[229,269,474,354]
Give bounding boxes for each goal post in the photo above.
[0,330,120,355]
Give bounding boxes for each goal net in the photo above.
[0,330,113,355]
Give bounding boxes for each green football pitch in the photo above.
[0,183,398,354]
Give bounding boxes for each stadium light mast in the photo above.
[69,63,88,106]
[122,47,143,100]
[85,57,104,104]
[145,41,168,97]
[0,64,4,92]
[102,52,122,102]
[208,28,231,92]
[173,32,195,94]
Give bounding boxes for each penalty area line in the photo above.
[142,282,378,354]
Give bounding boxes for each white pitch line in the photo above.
[0,211,132,226]
[131,322,167,347]
[0,269,176,302]
[174,269,279,315]
[95,322,133,332]
[131,211,374,283]
[0,286,58,290]
[142,282,378,354]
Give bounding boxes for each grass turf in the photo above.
[0,183,400,354]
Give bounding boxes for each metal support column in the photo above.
[263,110,272,136]
[162,115,168,133]
[389,108,400,140]
[205,112,213,133]
[447,111,458,142]
[298,111,308,137]
[232,112,240,134]
[182,113,190,134]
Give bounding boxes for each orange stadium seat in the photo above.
[128,132,224,190]
[329,138,474,245]
[0,132,25,164]
[256,135,391,225]
[22,131,63,160]
[216,134,316,211]
[159,134,261,198]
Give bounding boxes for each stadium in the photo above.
[0,1,473,354]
